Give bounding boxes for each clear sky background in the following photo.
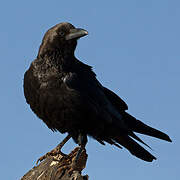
[0,1,179,179]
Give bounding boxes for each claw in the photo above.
[36,150,67,165]
[36,134,71,165]
[36,154,48,165]
[75,146,84,163]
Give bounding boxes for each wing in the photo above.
[63,71,126,128]
[102,86,171,142]
[63,68,171,162]
[103,87,128,111]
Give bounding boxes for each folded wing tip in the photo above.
[167,137,172,142]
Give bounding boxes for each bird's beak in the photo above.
[65,28,88,40]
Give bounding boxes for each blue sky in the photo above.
[1,1,179,179]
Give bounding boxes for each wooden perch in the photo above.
[21,147,89,180]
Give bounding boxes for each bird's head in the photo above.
[38,22,88,58]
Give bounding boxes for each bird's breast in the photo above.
[24,65,85,133]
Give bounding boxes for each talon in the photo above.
[36,149,68,165]
[36,155,47,165]
[75,146,84,163]
[35,134,71,165]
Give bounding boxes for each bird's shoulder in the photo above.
[74,59,96,79]
[63,58,101,90]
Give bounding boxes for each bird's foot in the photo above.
[70,147,87,172]
[74,146,85,163]
[36,145,67,165]
[36,134,71,165]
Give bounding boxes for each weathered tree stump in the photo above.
[21,147,89,180]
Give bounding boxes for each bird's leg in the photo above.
[36,134,71,164]
[75,133,87,163]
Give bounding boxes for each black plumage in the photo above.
[24,22,171,162]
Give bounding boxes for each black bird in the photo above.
[24,22,171,163]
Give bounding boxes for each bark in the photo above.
[21,147,88,180]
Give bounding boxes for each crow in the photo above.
[23,22,171,163]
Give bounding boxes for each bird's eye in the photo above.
[58,31,65,37]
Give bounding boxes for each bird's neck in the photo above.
[39,49,75,72]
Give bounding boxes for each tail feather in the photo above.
[96,137,123,149]
[129,132,152,150]
[124,113,172,142]
[114,135,156,162]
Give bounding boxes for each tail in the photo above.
[124,112,172,142]
[100,112,172,162]
[113,135,156,162]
